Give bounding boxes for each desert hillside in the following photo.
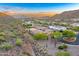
[50,9,79,22]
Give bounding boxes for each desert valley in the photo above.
[0,3,79,56]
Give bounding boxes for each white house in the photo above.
[48,25,67,31]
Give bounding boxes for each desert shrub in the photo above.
[10,32,17,38]
[0,32,5,36]
[59,23,70,27]
[5,31,16,38]
[16,38,23,46]
[58,44,68,50]
[0,43,13,50]
[71,26,79,31]
[0,36,5,42]
[58,45,64,50]
[33,32,48,40]
[56,51,70,56]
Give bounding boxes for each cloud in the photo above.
[0,6,28,12]
[0,4,79,13]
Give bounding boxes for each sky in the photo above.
[0,3,79,13]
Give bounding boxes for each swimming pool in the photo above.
[61,33,79,45]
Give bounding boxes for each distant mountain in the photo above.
[21,12,57,17]
[3,9,79,22]
[51,9,79,22]
[4,11,56,17]
[0,12,8,16]
[3,11,17,15]
[3,11,57,17]
[2,11,57,21]
[0,12,20,24]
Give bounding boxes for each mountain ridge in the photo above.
[51,9,79,22]
[1,11,57,17]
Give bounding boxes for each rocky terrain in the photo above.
[0,12,51,56]
[50,9,79,22]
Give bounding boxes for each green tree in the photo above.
[33,32,48,40]
[51,31,63,47]
[63,30,76,37]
